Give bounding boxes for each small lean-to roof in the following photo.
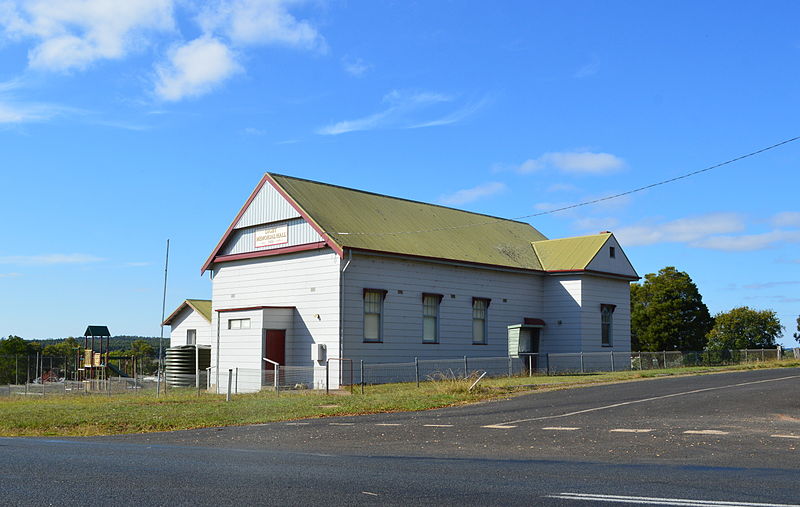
[269,173,547,270]
[162,299,212,326]
[532,233,612,271]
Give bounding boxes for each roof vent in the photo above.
[599,230,611,234]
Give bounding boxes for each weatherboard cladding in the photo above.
[269,173,548,271]
[221,217,324,256]
[235,180,301,229]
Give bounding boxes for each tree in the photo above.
[706,306,783,350]
[130,340,154,359]
[794,315,800,345]
[630,266,714,351]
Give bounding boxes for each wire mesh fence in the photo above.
[0,347,793,396]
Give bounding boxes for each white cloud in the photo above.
[614,213,745,247]
[125,261,150,267]
[438,182,507,206]
[154,36,241,101]
[0,272,21,278]
[0,0,174,71]
[574,58,600,78]
[573,217,620,232]
[317,90,484,135]
[515,151,625,175]
[342,56,369,77]
[771,211,800,228]
[197,0,324,51]
[0,253,105,265]
[691,230,800,252]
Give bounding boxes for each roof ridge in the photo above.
[532,232,612,244]
[268,172,535,227]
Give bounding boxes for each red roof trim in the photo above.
[201,174,270,274]
[211,242,328,265]
[264,174,345,258]
[216,306,296,313]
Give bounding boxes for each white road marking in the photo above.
[545,492,800,506]
[542,426,580,431]
[423,424,454,428]
[482,424,518,429]
[771,434,800,439]
[375,423,402,427]
[361,491,379,496]
[684,430,729,435]
[500,374,800,426]
[285,422,310,425]
[329,423,355,426]
[610,428,653,433]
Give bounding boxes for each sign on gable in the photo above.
[255,225,289,248]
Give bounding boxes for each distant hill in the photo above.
[31,336,162,352]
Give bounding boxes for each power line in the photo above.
[335,135,800,237]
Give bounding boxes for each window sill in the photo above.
[472,342,488,345]
[363,340,383,344]
[601,344,613,348]
[422,341,439,344]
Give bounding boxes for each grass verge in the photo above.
[0,359,797,437]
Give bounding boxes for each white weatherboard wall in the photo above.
[579,275,632,353]
[168,307,212,347]
[341,254,544,362]
[210,249,341,392]
[540,277,583,354]
[586,236,638,278]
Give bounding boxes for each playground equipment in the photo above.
[81,325,111,381]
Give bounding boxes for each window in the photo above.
[610,246,616,258]
[363,289,387,342]
[472,298,490,344]
[601,304,616,346]
[228,318,251,330]
[186,329,197,345]
[422,293,442,343]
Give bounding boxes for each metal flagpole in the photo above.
[156,239,170,398]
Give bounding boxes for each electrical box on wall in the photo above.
[311,343,326,362]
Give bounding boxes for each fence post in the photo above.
[325,360,329,395]
[528,355,532,377]
[546,353,550,375]
[415,357,419,388]
[778,346,782,361]
[580,352,584,374]
[463,356,468,378]
[662,350,667,368]
[610,351,615,372]
[744,349,748,363]
[226,369,233,401]
[761,348,765,361]
[508,356,512,377]
[360,360,365,394]
[275,365,280,395]
[638,352,642,370]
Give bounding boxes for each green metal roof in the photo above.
[531,233,611,271]
[84,325,111,337]
[163,299,212,326]
[186,299,212,322]
[271,173,548,270]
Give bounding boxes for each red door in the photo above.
[264,329,286,365]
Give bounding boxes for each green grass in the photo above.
[1,359,797,437]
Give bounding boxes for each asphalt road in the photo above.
[2,368,799,506]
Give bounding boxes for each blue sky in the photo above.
[1,1,798,345]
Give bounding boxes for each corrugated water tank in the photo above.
[165,345,211,387]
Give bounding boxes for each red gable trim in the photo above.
[201,174,271,274]
[264,173,344,258]
[201,174,345,275]
[212,242,328,265]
